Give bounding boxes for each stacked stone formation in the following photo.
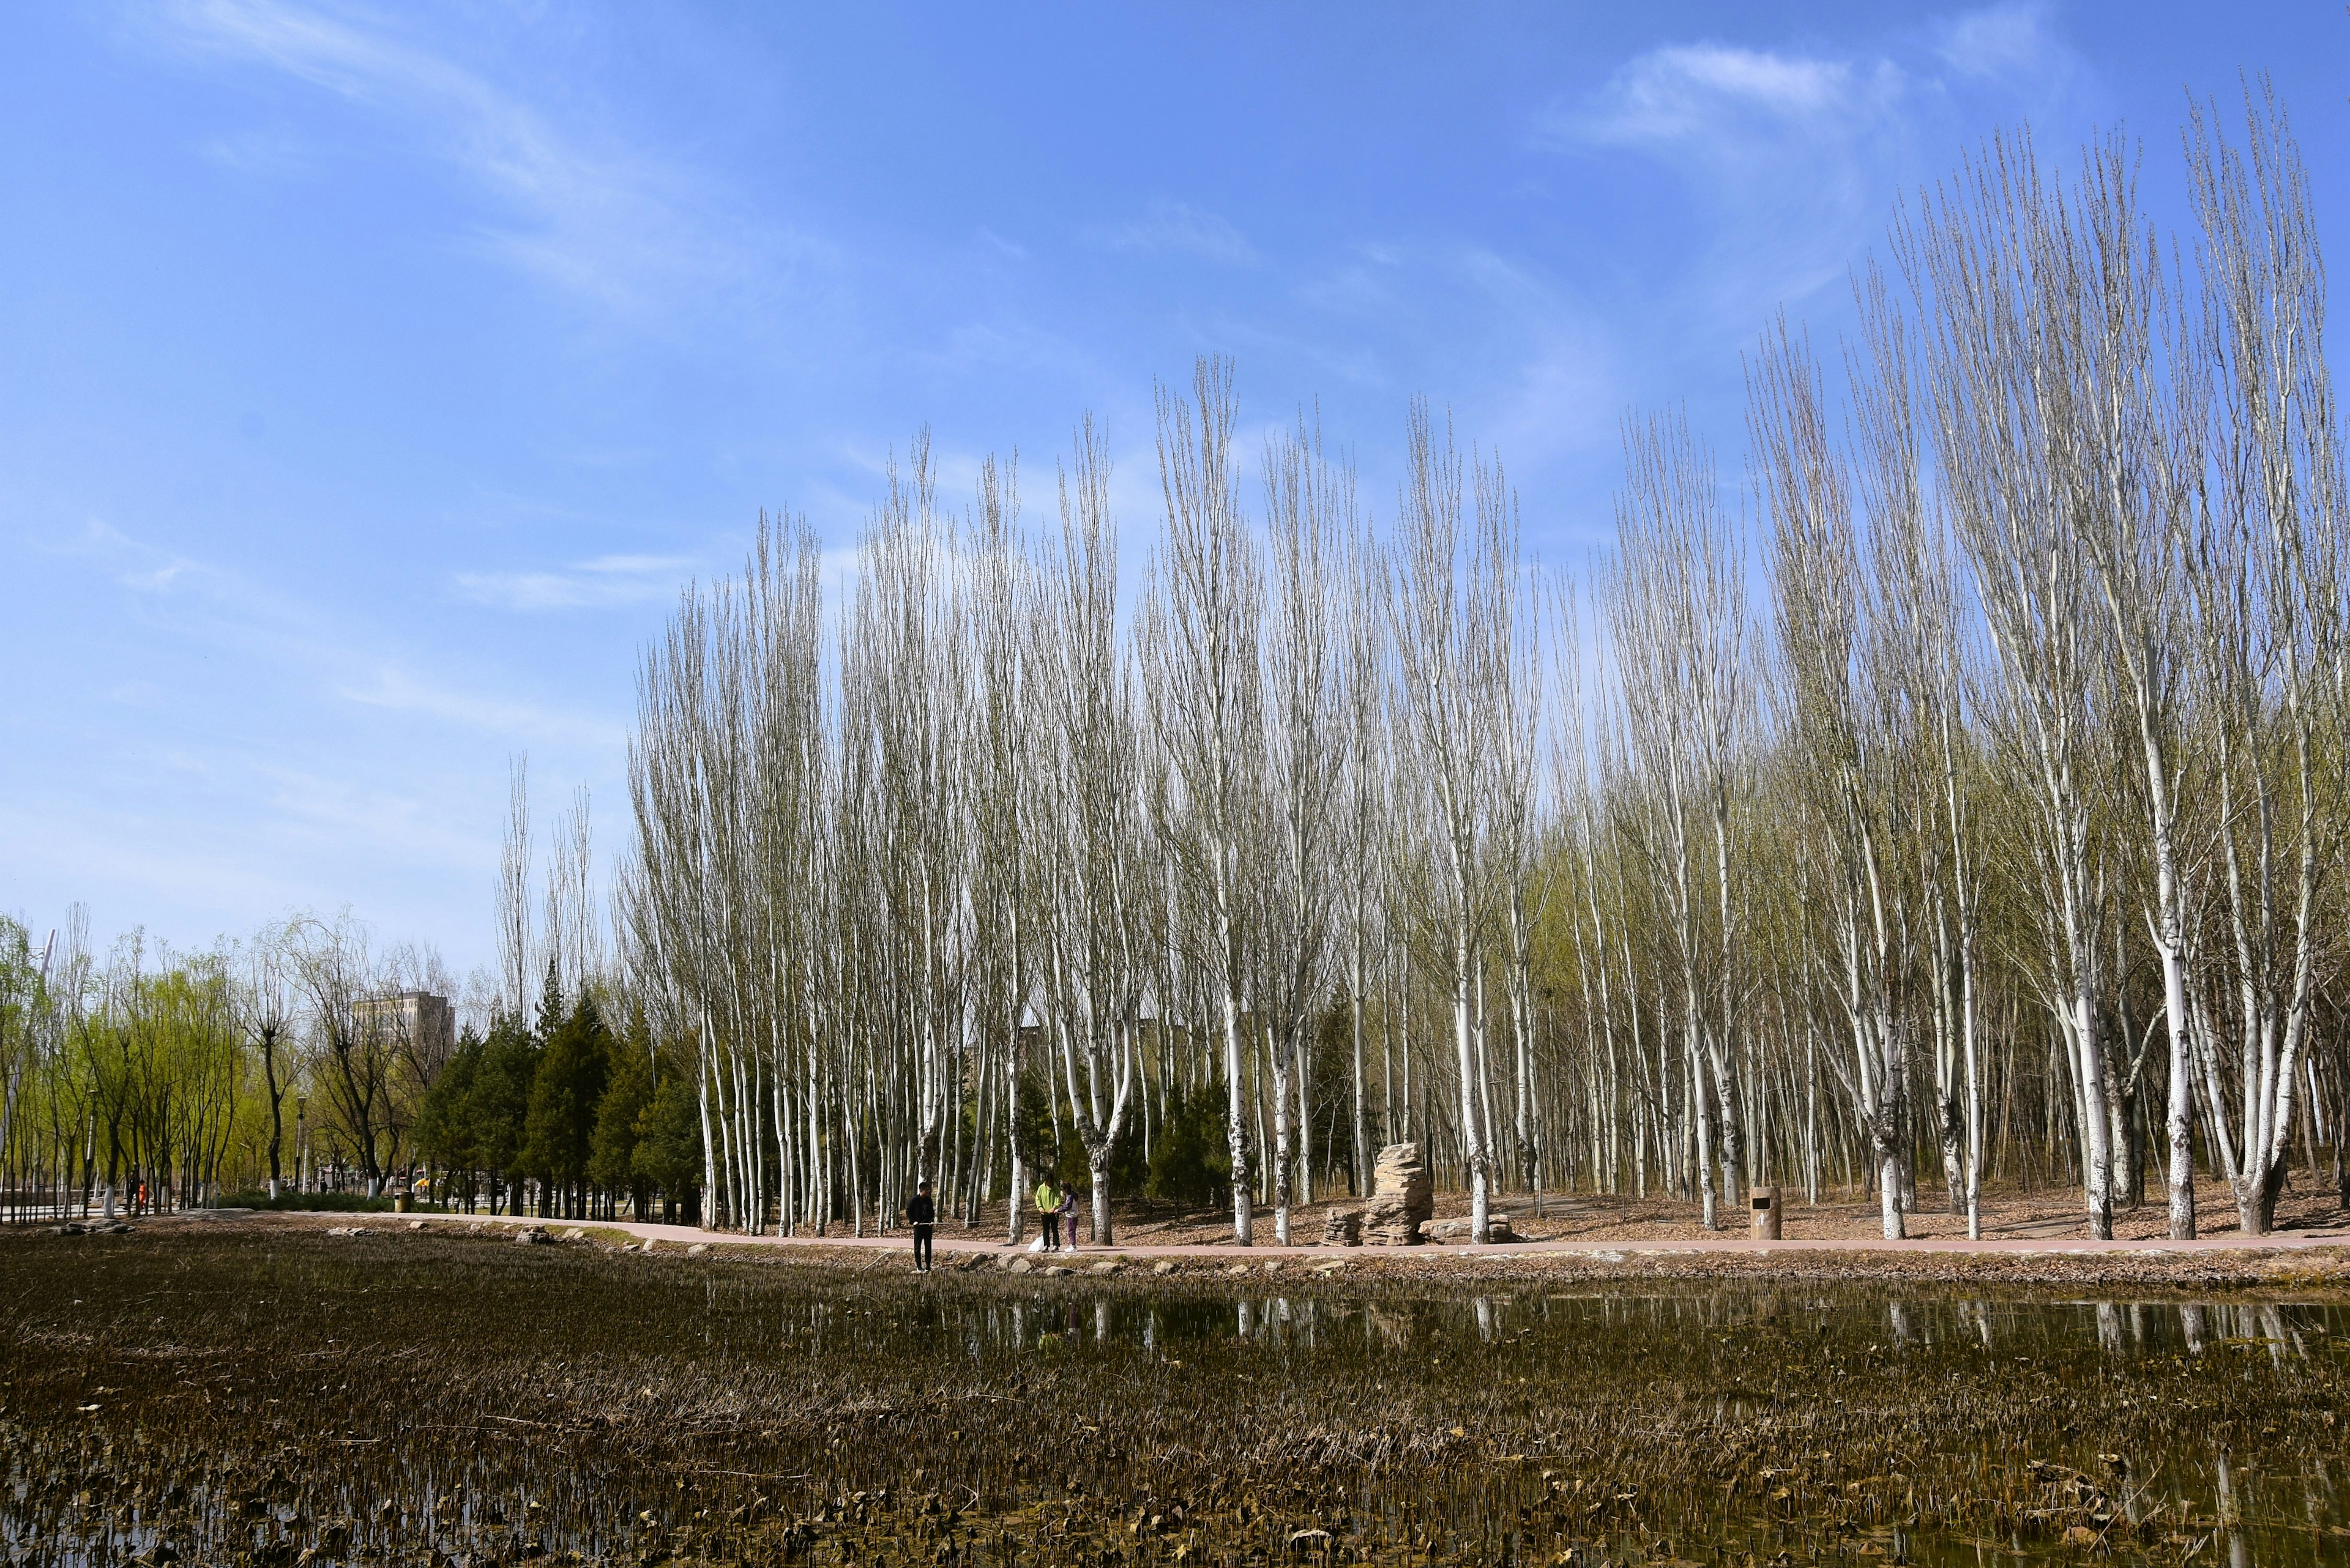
[1365,1143,1433,1245]
[1323,1208,1364,1247]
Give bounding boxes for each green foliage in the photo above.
[589,1036,652,1193]
[1145,1081,1232,1209]
[0,917,40,1087]
[1012,1065,1149,1199]
[630,1064,702,1198]
[524,997,610,1187]
[411,998,697,1217]
[471,1017,541,1184]
[412,1027,482,1172]
[1009,1070,1052,1171]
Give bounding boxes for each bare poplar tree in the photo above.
[1144,357,1265,1244]
[1903,132,2126,1238]
[970,452,1037,1239]
[1388,398,1504,1244]
[546,786,603,1007]
[2184,82,2348,1234]
[1610,406,1749,1229]
[2031,147,2204,1240]
[846,434,969,1202]
[1258,413,1349,1242]
[1338,524,1390,1198]
[1034,416,1147,1246]
[498,756,535,1022]
[1855,266,1988,1236]
[1479,454,1546,1215]
[1753,316,1911,1238]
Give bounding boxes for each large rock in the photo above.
[1365,1143,1433,1245]
[1322,1209,1363,1247]
[1425,1215,1522,1243]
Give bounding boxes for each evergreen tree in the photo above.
[471,1015,540,1214]
[524,996,608,1219]
[589,1035,652,1218]
[631,1066,702,1223]
[413,1026,483,1210]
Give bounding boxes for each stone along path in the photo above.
[334,1207,2350,1263]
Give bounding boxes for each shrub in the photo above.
[210,1190,395,1213]
[1145,1083,1233,1211]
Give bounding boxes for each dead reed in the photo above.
[2,1224,2341,1565]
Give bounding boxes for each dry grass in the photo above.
[3,1221,2343,1566]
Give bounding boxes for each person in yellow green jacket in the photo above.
[1035,1178,1060,1250]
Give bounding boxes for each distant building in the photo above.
[354,990,456,1065]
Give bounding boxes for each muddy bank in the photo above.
[7,1223,2347,1566]
[8,1222,2348,1567]
[157,1208,2350,1296]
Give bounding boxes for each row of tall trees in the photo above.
[621,93,2348,1247]
[0,909,436,1216]
[412,979,703,1221]
[0,892,707,1221]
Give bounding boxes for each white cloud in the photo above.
[1933,3,2074,90]
[53,515,621,748]
[1562,42,1904,154]
[1085,200,1258,266]
[1540,38,1918,324]
[452,553,695,611]
[975,227,1028,260]
[198,122,314,176]
[155,0,829,315]
[335,665,624,749]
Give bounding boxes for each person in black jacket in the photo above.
[906,1179,937,1272]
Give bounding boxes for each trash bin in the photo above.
[1750,1185,1781,1241]
[394,1193,412,1215]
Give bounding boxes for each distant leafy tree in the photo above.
[589,1034,652,1218]
[1145,1082,1233,1211]
[470,1015,541,1213]
[524,996,609,1219]
[630,1064,703,1223]
[412,1027,483,1209]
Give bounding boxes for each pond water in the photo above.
[770,1284,2344,1364]
[723,1286,2348,1562]
[5,1233,2344,1566]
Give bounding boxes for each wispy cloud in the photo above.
[334,665,624,748]
[53,516,618,747]
[453,553,695,611]
[1539,38,1915,321]
[974,226,1028,261]
[1556,41,1905,160]
[198,121,314,176]
[1084,200,1258,265]
[155,0,829,315]
[1932,2,2075,91]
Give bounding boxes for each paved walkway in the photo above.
[354,1210,2350,1261]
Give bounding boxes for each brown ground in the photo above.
[110,1195,2350,1293]
[1040,1181,2350,1247]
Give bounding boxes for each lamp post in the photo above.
[295,1094,308,1196]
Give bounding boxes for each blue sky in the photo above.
[4,2,2345,986]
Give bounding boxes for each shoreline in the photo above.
[142,1206,2350,1292]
